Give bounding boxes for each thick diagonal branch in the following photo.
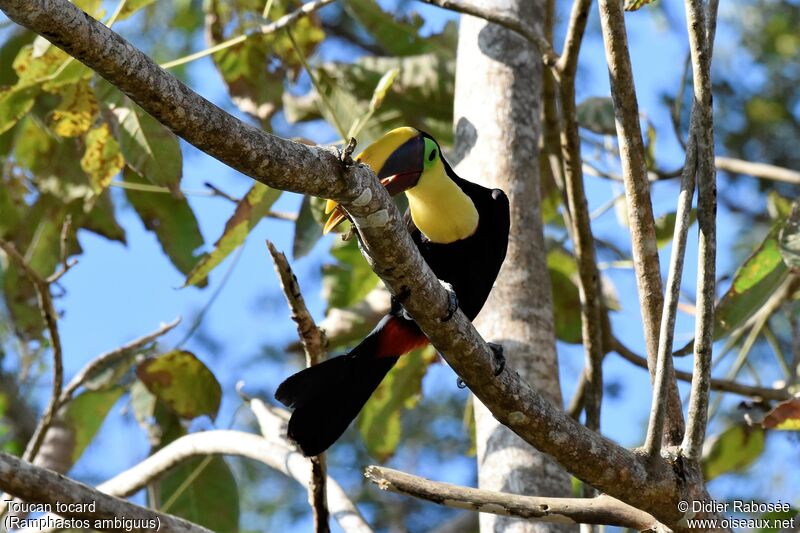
[0,1,694,526]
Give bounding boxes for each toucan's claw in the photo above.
[440,281,458,322]
[488,342,505,376]
[456,377,467,389]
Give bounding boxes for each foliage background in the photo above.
[0,0,798,531]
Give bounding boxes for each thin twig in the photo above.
[644,83,700,460]
[265,241,329,533]
[266,241,327,366]
[789,302,800,387]
[364,466,663,530]
[596,0,685,446]
[59,317,182,407]
[160,0,338,69]
[613,339,791,402]
[556,0,604,433]
[420,0,559,68]
[0,240,64,464]
[682,0,718,461]
[0,452,212,533]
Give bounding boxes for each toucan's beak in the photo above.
[323,129,424,234]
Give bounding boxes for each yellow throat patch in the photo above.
[406,158,479,244]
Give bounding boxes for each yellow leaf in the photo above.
[81,123,124,193]
[50,81,99,137]
[369,68,400,111]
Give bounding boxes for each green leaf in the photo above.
[762,398,800,431]
[358,346,437,461]
[79,190,126,244]
[108,94,183,194]
[123,169,204,278]
[60,387,124,464]
[757,508,799,532]
[131,381,239,533]
[576,97,617,135]
[778,201,800,269]
[654,209,697,249]
[159,454,240,533]
[0,29,35,87]
[547,248,582,343]
[702,424,765,480]
[208,0,325,124]
[184,183,281,286]
[284,53,456,145]
[323,237,381,310]
[292,195,325,259]
[1,197,68,339]
[716,223,788,338]
[135,350,222,420]
[0,85,38,135]
[343,0,454,57]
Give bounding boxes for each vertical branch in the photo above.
[555,0,605,433]
[0,240,64,464]
[682,0,717,461]
[644,139,696,458]
[596,0,686,445]
[266,241,329,533]
[646,0,720,461]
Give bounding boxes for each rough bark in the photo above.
[453,2,573,531]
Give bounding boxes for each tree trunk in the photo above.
[452,2,574,532]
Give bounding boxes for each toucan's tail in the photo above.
[275,315,428,456]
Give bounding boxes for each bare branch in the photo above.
[556,0,605,432]
[0,240,64,464]
[613,339,790,401]
[59,317,181,406]
[266,241,327,366]
[364,466,663,530]
[265,242,329,533]
[419,0,559,68]
[681,0,718,461]
[715,156,800,186]
[0,452,211,533]
[596,0,685,446]
[645,75,699,461]
[555,0,592,75]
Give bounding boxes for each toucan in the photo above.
[275,127,510,456]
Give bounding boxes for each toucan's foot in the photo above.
[456,377,467,389]
[488,342,505,376]
[440,281,458,322]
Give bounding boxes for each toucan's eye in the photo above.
[428,149,437,162]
